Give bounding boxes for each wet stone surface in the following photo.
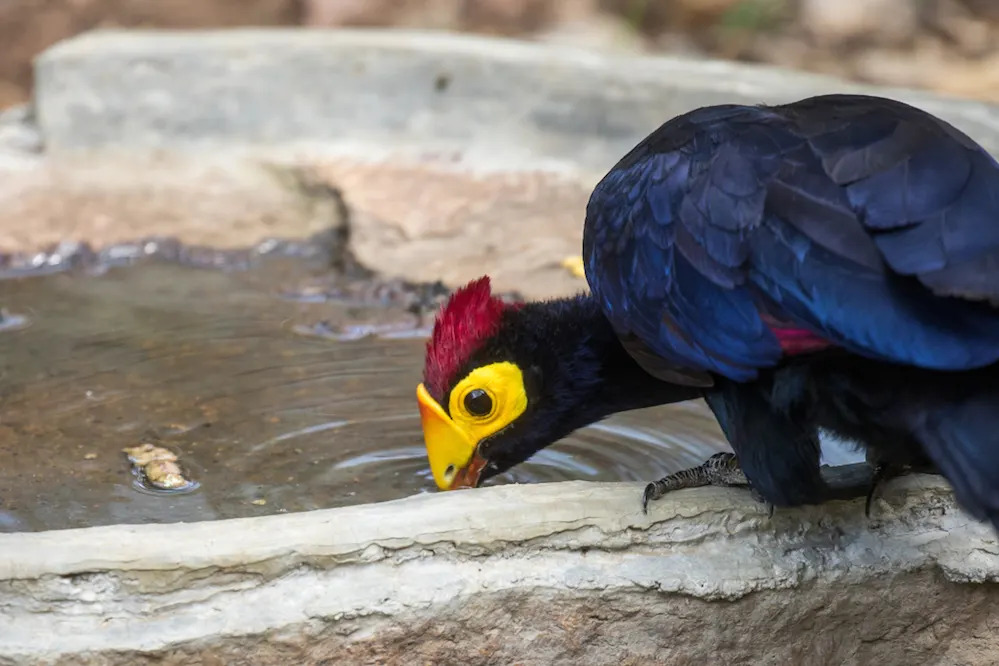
[0,239,729,533]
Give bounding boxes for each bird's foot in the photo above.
[642,452,774,516]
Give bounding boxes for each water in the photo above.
[0,248,731,533]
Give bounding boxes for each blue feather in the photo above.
[582,94,999,381]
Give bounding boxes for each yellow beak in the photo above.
[416,383,486,490]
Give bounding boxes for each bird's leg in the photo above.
[865,460,895,518]
[642,452,774,516]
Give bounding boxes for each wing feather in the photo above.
[584,94,999,380]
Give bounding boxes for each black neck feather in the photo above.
[466,292,702,481]
[499,293,700,424]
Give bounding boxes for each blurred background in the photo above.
[3,0,999,111]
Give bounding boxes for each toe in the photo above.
[641,483,657,514]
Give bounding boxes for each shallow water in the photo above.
[0,250,731,532]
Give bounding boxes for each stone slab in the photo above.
[0,475,997,664]
[0,476,999,664]
[25,30,999,298]
[34,29,999,174]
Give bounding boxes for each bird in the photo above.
[414,93,999,531]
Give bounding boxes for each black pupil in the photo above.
[464,389,493,416]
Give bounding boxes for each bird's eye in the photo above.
[463,388,493,417]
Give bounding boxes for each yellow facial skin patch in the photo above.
[416,361,528,490]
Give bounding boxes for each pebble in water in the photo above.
[123,444,198,492]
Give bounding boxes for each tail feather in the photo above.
[910,392,999,530]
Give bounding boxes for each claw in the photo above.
[865,462,890,519]
[641,483,657,515]
[748,486,776,518]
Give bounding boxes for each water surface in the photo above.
[0,250,731,532]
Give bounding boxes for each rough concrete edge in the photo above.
[30,28,999,172]
[0,475,995,583]
[1,475,997,659]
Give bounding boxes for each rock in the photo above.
[597,0,744,32]
[303,0,461,29]
[20,29,999,298]
[0,474,997,664]
[460,0,556,33]
[33,29,999,159]
[303,0,391,26]
[924,0,999,57]
[956,0,999,21]
[308,160,591,299]
[0,0,302,108]
[535,12,648,53]
[799,0,919,47]
[303,0,561,33]
[0,105,42,153]
[927,52,999,101]
[5,0,999,113]
[0,153,345,254]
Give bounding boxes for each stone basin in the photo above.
[1,29,999,665]
[3,477,998,665]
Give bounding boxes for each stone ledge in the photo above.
[33,29,999,172]
[17,29,999,300]
[0,475,996,664]
[21,29,999,300]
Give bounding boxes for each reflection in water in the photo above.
[249,420,349,453]
[0,257,733,533]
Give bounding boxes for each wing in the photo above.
[583,94,999,382]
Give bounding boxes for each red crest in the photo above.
[423,276,509,399]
